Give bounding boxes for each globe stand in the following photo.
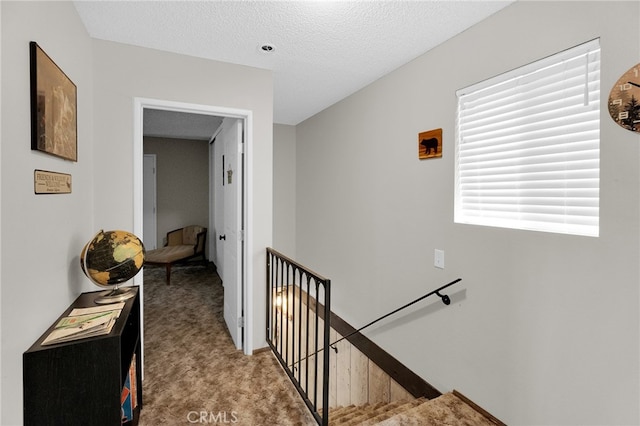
[95,285,136,305]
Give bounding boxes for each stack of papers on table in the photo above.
[42,302,125,345]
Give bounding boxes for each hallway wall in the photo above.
[1,3,95,424]
[273,124,296,257]
[294,2,640,425]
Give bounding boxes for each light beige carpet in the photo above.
[138,263,316,426]
[374,393,499,426]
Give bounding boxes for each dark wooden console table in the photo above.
[23,288,142,426]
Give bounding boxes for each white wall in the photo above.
[1,2,95,425]
[0,3,4,420]
[90,40,273,351]
[273,124,296,257]
[294,2,640,425]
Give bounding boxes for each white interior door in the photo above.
[220,118,243,350]
[143,154,157,250]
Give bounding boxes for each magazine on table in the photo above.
[42,303,124,345]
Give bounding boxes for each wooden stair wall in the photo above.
[271,286,439,410]
[329,327,414,407]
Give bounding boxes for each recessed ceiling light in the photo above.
[260,43,276,53]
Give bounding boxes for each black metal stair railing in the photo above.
[266,248,331,426]
[266,247,462,426]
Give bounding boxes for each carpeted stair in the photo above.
[330,398,427,425]
[329,392,501,426]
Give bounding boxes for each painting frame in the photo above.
[418,128,442,160]
[30,41,77,162]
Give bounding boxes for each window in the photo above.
[455,39,600,237]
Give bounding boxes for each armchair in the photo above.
[145,225,207,285]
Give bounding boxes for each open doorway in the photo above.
[132,98,254,360]
[142,109,221,257]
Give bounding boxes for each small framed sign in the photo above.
[34,170,72,194]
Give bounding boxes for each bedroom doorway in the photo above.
[132,98,254,361]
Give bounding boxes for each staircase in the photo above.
[329,392,502,426]
[266,249,505,426]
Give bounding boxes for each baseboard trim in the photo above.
[252,346,271,355]
[453,390,506,426]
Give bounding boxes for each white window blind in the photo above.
[455,39,600,237]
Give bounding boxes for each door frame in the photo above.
[133,97,254,356]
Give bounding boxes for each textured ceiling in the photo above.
[74,0,515,133]
[143,109,224,141]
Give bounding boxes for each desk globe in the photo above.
[80,230,145,304]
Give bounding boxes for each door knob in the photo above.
[219,235,226,241]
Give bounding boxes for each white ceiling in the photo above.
[74,0,515,138]
[143,109,224,141]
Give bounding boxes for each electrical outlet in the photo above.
[434,249,445,269]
